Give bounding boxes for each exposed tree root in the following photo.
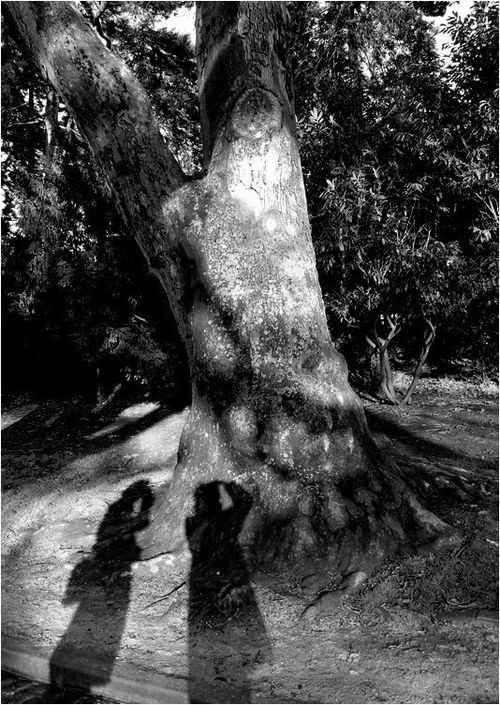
[134,448,479,618]
[293,454,484,615]
[265,457,468,570]
[393,452,483,503]
[131,387,484,609]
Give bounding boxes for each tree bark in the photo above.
[379,348,399,404]
[401,320,436,406]
[366,316,401,405]
[7,1,461,586]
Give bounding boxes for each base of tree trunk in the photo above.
[136,427,472,600]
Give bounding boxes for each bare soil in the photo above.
[1,377,498,704]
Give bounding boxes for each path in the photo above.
[1,382,498,703]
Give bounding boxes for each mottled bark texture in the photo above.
[8,1,461,583]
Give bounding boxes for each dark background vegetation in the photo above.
[2,1,498,403]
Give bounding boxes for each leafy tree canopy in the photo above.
[1,0,497,398]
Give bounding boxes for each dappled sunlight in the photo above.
[2,406,189,572]
[1,404,39,431]
[84,401,161,439]
[124,407,187,465]
[59,405,188,488]
[0,0,496,700]
[229,181,262,215]
[365,400,498,473]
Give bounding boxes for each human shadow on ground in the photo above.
[45,480,154,702]
[186,481,271,704]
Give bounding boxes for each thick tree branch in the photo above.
[6,0,193,345]
[6,2,185,195]
[196,1,293,167]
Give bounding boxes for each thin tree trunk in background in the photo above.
[8,1,460,587]
[367,315,400,405]
[401,320,437,406]
[380,347,399,404]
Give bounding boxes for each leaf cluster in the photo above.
[289,1,498,375]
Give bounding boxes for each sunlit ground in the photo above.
[1,384,497,704]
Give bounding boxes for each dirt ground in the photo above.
[1,376,498,703]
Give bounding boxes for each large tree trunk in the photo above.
[7,1,461,588]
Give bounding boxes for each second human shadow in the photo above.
[47,480,154,701]
[186,481,272,704]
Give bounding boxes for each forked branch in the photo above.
[366,316,436,406]
[401,319,436,406]
[366,314,401,405]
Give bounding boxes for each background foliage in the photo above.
[1,0,498,400]
[2,1,197,401]
[290,0,498,384]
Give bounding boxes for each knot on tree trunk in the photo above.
[231,88,282,141]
